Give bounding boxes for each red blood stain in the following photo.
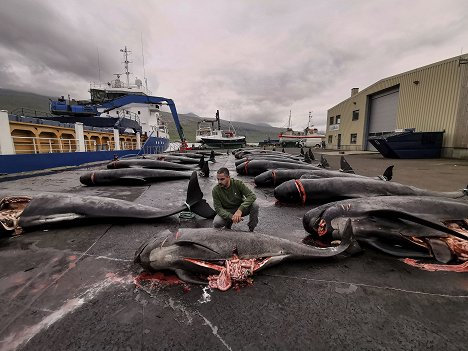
[68,255,77,261]
[134,272,191,293]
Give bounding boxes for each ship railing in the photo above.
[89,81,152,95]
[10,108,54,118]
[11,136,139,154]
[116,110,141,124]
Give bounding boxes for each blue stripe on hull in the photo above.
[0,137,170,174]
[140,136,170,154]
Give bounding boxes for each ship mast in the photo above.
[120,46,132,87]
[288,110,292,130]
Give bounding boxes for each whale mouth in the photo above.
[0,196,32,234]
[184,255,272,291]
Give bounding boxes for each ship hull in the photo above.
[200,136,246,148]
[0,136,169,175]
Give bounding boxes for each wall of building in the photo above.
[326,55,468,158]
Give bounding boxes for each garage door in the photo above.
[367,87,400,150]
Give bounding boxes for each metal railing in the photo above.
[334,144,362,151]
[11,136,139,154]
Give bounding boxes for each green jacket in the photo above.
[212,178,257,220]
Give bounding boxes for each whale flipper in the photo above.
[361,238,432,258]
[119,177,147,185]
[175,269,208,284]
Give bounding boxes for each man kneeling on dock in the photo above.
[212,167,259,231]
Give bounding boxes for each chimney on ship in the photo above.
[351,88,359,97]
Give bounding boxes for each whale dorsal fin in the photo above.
[339,156,355,173]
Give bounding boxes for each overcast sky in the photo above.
[1,0,467,130]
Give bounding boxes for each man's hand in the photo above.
[232,209,244,224]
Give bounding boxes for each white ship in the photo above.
[197,110,246,148]
[278,111,324,147]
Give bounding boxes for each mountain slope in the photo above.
[0,88,284,142]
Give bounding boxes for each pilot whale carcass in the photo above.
[107,158,202,171]
[80,168,193,186]
[236,159,324,176]
[254,166,394,187]
[81,161,209,186]
[302,196,468,269]
[134,223,354,291]
[0,172,215,235]
[274,177,467,205]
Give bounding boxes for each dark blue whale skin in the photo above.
[134,222,354,284]
[0,172,215,234]
[80,168,193,186]
[155,155,201,164]
[302,196,468,263]
[107,159,194,171]
[236,160,322,176]
[274,177,467,205]
[234,154,305,166]
[254,166,393,187]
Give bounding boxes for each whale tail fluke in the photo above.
[199,161,210,178]
[185,171,216,218]
[339,156,355,174]
[198,155,205,168]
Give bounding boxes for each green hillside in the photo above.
[0,88,284,142]
[0,88,52,114]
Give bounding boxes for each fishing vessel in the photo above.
[198,110,246,148]
[278,111,325,147]
[0,47,186,174]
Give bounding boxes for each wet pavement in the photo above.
[0,149,467,351]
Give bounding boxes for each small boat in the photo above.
[278,111,324,148]
[198,110,246,148]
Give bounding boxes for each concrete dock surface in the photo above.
[0,150,467,350]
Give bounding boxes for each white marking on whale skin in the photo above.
[36,214,83,223]
[335,284,358,294]
[198,286,212,304]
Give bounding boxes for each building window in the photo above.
[329,116,334,125]
[335,115,341,124]
[352,110,359,121]
[350,133,357,144]
[328,135,333,144]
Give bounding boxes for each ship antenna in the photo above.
[288,110,292,129]
[97,47,101,82]
[141,33,148,91]
[308,111,312,129]
[120,46,132,87]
